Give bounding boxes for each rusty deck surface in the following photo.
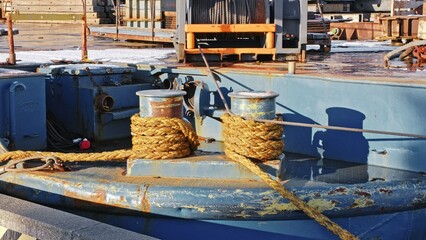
[0,23,424,83]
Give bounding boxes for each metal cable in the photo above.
[199,0,256,24]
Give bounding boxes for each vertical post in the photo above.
[316,0,327,33]
[176,0,187,61]
[288,61,296,74]
[274,0,283,51]
[150,0,155,41]
[266,32,274,49]
[81,0,88,62]
[391,0,395,16]
[115,0,120,40]
[186,32,195,49]
[6,13,16,65]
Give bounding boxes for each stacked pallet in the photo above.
[308,19,331,33]
[391,0,425,16]
[4,0,114,24]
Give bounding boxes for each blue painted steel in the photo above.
[0,156,424,239]
[136,90,186,118]
[228,91,279,119]
[127,151,279,179]
[43,64,152,141]
[0,69,46,150]
[71,208,426,240]
[132,64,426,172]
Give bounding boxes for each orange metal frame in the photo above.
[184,24,276,56]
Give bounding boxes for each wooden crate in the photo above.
[3,0,114,24]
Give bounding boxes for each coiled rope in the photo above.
[221,114,357,240]
[0,115,199,162]
[191,0,256,24]
[191,0,258,40]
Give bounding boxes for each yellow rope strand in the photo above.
[0,115,199,162]
[221,114,358,240]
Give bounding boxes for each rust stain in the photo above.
[354,190,371,198]
[149,97,183,118]
[140,185,151,212]
[328,187,348,195]
[91,189,107,203]
[379,188,393,195]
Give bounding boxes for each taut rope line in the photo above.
[0,115,199,162]
[222,114,358,240]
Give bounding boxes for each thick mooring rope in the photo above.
[0,115,199,162]
[221,114,358,240]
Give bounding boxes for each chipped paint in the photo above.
[412,194,426,208]
[91,189,107,202]
[307,199,337,212]
[258,202,298,216]
[328,187,348,195]
[351,198,375,208]
[181,205,206,213]
[379,188,393,195]
[258,199,337,216]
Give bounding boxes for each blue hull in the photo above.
[71,208,426,240]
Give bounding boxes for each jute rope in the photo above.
[0,115,199,162]
[221,114,358,240]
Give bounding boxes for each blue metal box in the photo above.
[42,64,152,142]
[0,68,46,150]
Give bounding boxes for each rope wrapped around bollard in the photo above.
[0,115,199,162]
[221,113,358,240]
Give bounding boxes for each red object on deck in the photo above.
[79,138,91,150]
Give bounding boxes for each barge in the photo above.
[0,0,426,240]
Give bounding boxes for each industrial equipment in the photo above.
[174,0,308,62]
[41,64,152,142]
[0,69,46,150]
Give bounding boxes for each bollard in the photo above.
[136,90,186,118]
[288,61,296,74]
[228,91,279,120]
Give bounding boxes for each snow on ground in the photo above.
[308,40,397,53]
[0,48,176,65]
[0,40,399,66]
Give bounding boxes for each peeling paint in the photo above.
[351,197,375,208]
[412,194,426,208]
[328,187,348,195]
[354,189,372,198]
[258,199,337,216]
[379,188,393,195]
[181,205,206,213]
[91,189,107,203]
[258,202,298,216]
[306,199,337,212]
